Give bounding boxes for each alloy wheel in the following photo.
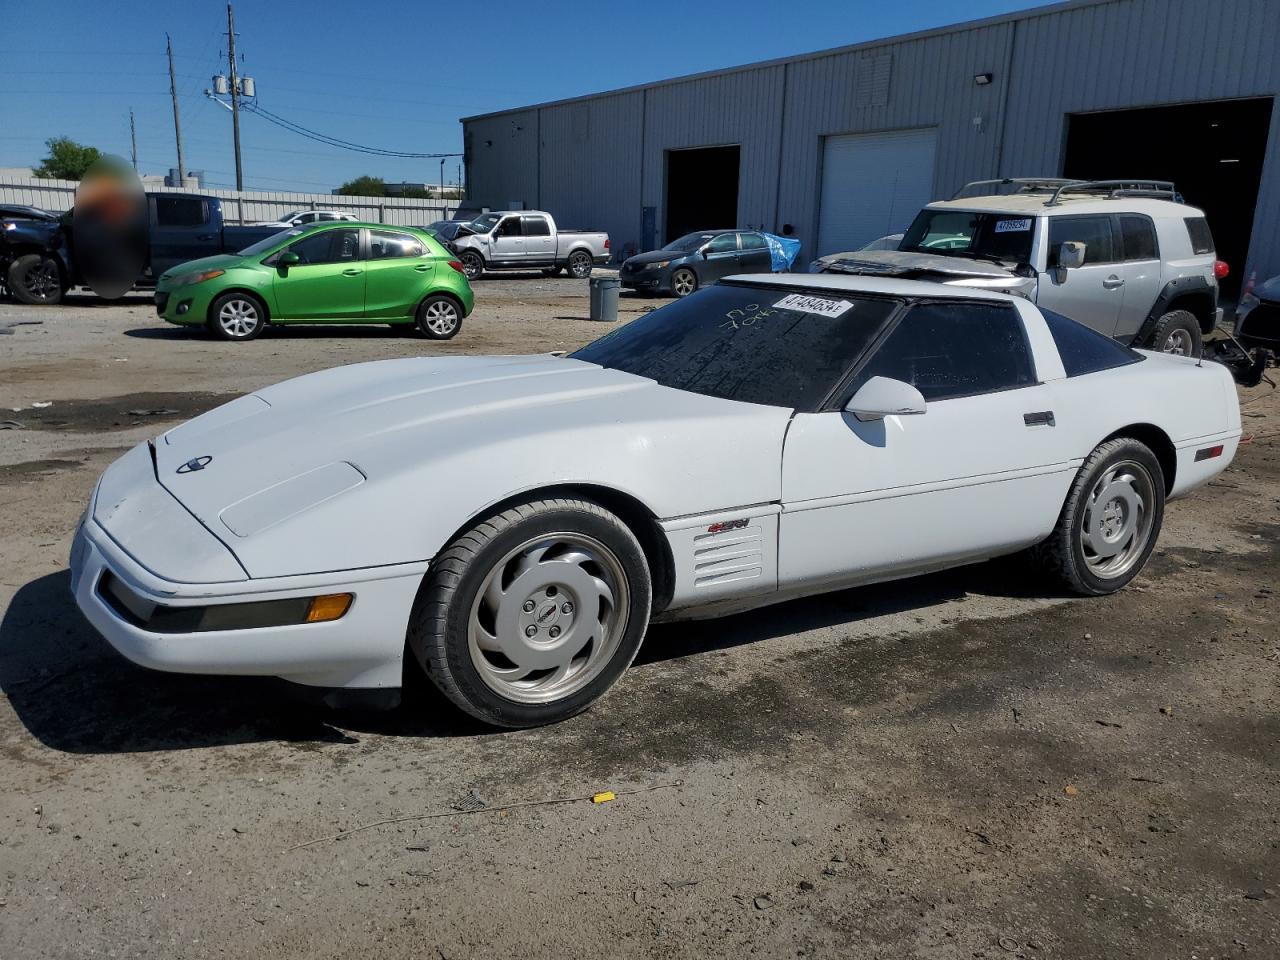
[1162,328,1190,355]
[422,299,458,336]
[25,260,59,299]
[569,253,591,278]
[218,298,259,338]
[467,532,629,704]
[1079,459,1157,580]
[672,270,696,297]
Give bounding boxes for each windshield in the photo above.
[664,232,719,253]
[466,213,502,234]
[899,209,1035,264]
[571,283,900,410]
[237,228,303,256]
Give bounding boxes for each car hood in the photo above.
[624,250,681,268]
[813,249,1019,279]
[151,354,791,577]
[158,253,245,283]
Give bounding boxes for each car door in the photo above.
[270,226,365,320]
[737,232,774,272]
[699,232,742,283]
[778,298,1070,589]
[365,229,431,319]
[522,215,555,266]
[1113,214,1163,341]
[150,195,215,278]
[489,215,525,265]
[1036,215,1124,336]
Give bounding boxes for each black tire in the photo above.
[460,250,484,281]
[1032,437,1165,596]
[7,253,64,305]
[671,267,698,298]
[205,292,266,342]
[1149,309,1202,358]
[542,267,563,278]
[567,250,593,279]
[416,294,463,340]
[407,497,653,728]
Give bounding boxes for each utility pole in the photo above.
[226,2,244,191]
[129,109,137,171]
[166,33,186,185]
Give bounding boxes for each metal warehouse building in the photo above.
[462,0,1279,294]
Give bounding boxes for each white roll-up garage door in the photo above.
[817,127,937,257]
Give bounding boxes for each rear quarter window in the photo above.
[1184,217,1215,255]
[1039,308,1143,377]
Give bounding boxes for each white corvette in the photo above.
[71,275,1241,727]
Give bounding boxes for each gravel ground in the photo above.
[1,276,1277,959]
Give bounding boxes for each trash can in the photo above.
[589,277,620,322]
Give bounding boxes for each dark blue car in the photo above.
[619,229,774,298]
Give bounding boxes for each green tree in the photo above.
[337,175,386,196]
[33,137,103,180]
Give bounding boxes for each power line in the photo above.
[241,101,460,159]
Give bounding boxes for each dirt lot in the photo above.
[1,276,1277,959]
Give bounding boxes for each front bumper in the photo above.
[619,268,671,293]
[154,280,218,326]
[71,512,426,691]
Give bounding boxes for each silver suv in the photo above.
[811,179,1227,358]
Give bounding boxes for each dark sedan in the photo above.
[619,229,774,297]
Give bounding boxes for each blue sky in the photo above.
[1,0,1037,193]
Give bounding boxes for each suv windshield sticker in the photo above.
[994,218,1033,233]
[772,294,854,318]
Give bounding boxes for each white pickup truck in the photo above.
[450,210,610,280]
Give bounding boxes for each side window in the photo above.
[285,228,361,264]
[1039,308,1143,377]
[154,196,206,227]
[369,230,425,259]
[1119,215,1158,261]
[844,301,1035,403]
[739,232,767,251]
[296,212,318,224]
[1185,217,1215,255]
[522,216,551,236]
[317,212,340,222]
[706,233,738,254]
[496,217,523,237]
[1048,215,1117,266]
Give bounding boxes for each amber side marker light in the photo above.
[306,593,354,623]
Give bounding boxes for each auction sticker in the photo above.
[773,293,854,318]
[994,217,1033,233]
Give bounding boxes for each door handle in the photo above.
[342,268,363,276]
[1023,411,1055,427]
[196,233,215,241]
[414,264,432,272]
[1102,276,1125,289]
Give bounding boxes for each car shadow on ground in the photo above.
[123,324,417,341]
[0,559,1061,755]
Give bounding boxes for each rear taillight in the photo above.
[603,238,610,250]
[447,260,464,274]
[1214,260,1230,279]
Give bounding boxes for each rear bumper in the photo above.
[1168,430,1242,499]
[71,506,425,691]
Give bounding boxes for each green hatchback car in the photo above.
[154,222,474,342]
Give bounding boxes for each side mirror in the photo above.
[1058,241,1086,270]
[278,251,300,267]
[844,376,927,422]
[700,246,711,259]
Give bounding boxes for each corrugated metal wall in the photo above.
[0,176,457,226]
[464,0,1280,276]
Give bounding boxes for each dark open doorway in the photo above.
[1064,96,1273,298]
[665,145,740,243]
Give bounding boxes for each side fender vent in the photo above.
[692,526,763,588]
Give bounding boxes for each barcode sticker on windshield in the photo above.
[773,294,854,318]
[994,218,1033,233]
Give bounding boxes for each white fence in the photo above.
[0,176,463,226]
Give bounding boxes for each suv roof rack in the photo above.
[950,178,1182,205]
[950,178,1077,199]
[1045,179,1179,205]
